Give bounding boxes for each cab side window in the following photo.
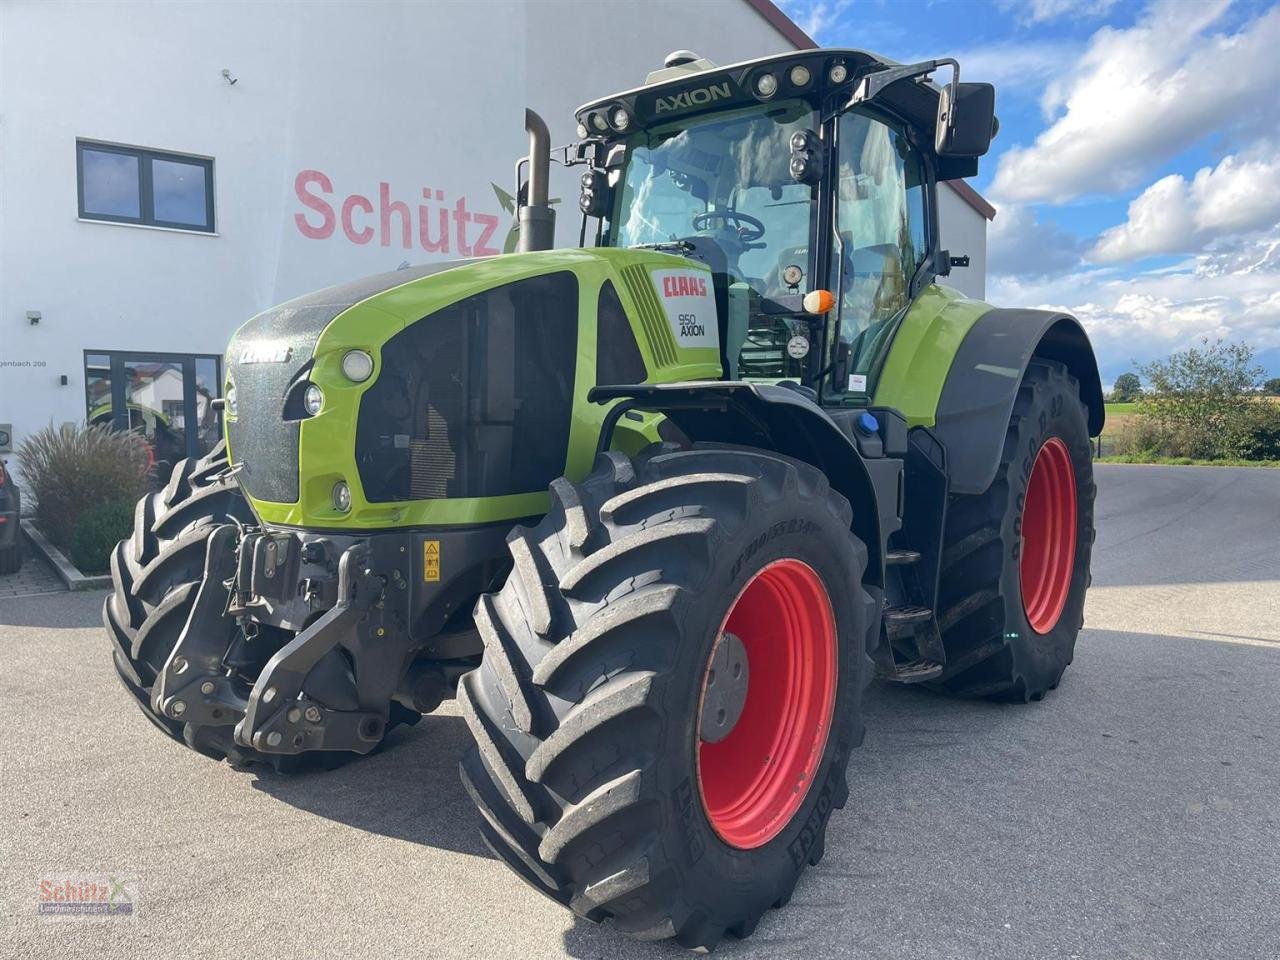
[830,111,927,391]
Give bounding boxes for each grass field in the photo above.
[1104,402,1139,416]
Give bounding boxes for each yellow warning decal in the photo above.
[423,540,441,582]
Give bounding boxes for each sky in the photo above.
[776,0,1280,386]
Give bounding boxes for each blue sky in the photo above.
[777,0,1280,385]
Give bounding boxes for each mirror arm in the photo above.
[845,58,958,111]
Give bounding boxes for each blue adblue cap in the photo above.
[857,411,880,435]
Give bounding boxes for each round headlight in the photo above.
[303,384,324,416]
[576,121,589,139]
[790,130,811,153]
[341,350,374,383]
[611,107,630,131]
[755,73,778,98]
[789,65,812,87]
[829,62,848,84]
[590,112,609,132]
[332,481,351,512]
[225,384,237,417]
[790,155,810,180]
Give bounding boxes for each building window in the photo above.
[77,140,215,233]
[85,351,223,465]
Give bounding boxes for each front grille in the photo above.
[224,261,470,504]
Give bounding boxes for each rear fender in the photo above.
[935,310,1104,495]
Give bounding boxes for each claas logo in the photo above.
[662,275,708,298]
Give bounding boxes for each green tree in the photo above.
[1263,377,1280,396]
[1137,338,1265,459]
[1109,372,1141,402]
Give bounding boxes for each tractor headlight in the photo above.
[610,107,630,131]
[828,62,848,84]
[341,350,374,383]
[576,121,589,139]
[789,65,811,87]
[754,73,778,98]
[332,481,351,512]
[303,384,324,416]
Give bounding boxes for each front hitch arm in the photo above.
[234,544,387,754]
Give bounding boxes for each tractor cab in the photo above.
[569,49,996,403]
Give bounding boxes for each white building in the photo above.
[0,0,991,465]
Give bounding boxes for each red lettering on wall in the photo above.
[341,194,374,245]
[380,182,412,249]
[472,213,500,257]
[294,170,335,239]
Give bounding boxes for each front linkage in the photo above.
[144,519,502,765]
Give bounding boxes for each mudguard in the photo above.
[934,309,1105,495]
[590,382,892,584]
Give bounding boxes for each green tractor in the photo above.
[105,48,1102,950]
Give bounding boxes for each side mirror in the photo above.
[935,82,996,157]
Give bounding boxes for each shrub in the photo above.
[70,500,135,574]
[1137,338,1266,460]
[17,422,150,549]
[1233,402,1280,461]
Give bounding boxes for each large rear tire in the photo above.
[459,444,873,950]
[932,359,1096,701]
[103,440,250,739]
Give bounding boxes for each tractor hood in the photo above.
[223,249,720,530]
[225,259,477,505]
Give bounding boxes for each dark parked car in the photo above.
[0,458,21,574]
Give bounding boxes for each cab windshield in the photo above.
[609,99,819,298]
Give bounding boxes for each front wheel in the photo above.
[932,359,1096,701]
[458,444,873,950]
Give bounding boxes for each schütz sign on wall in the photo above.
[293,170,504,257]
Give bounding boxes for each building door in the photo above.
[84,351,222,466]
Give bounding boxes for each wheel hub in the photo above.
[1020,436,1078,634]
[696,558,837,850]
[698,632,750,744]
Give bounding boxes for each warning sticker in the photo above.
[423,540,441,582]
[650,269,719,350]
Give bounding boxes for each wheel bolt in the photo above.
[287,707,302,724]
[171,700,187,717]
[266,731,283,748]
[262,687,277,703]
[200,681,216,696]
[172,657,188,674]
[304,706,322,724]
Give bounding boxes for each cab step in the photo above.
[874,605,945,683]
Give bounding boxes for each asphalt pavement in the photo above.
[1,464,1277,960]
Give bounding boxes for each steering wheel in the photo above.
[693,209,765,243]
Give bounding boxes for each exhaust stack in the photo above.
[516,108,556,253]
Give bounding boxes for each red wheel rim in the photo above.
[1020,437,1078,634]
[697,559,837,850]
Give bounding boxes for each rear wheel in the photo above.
[932,359,1095,701]
[459,444,872,950]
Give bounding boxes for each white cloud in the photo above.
[987,203,1085,276]
[995,0,1119,24]
[989,1,1280,204]
[989,229,1280,379]
[776,0,853,42]
[1089,152,1280,263]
